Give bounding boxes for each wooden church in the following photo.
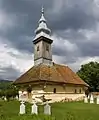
[14,8,88,102]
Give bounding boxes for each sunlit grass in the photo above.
[0,100,99,120]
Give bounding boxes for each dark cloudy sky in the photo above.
[0,0,99,80]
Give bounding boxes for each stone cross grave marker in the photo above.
[31,102,38,114]
[16,95,19,100]
[19,101,25,114]
[44,102,51,115]
[88,95,90,99]
[90,94,94,104]
[96,95,99,104]
[19,91,23,101]
[84,96,88,103]
[4,97,7,101]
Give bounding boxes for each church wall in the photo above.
[44,93,85,102]
[44,84,85,94]
[34,57,52,65]
[34,41,42,60]
[34,40,52,61]
[19,83,85,94]
[34,40,53,65]
[34,58,42,65]
[18,84,85,103]
[24,84,85,94]
[43,59,52,65]
[42,41,52,60]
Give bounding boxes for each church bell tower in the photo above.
[33,7,53,66]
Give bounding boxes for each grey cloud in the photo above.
[52,36,80,64]
[48,0,97,31]
[1,0,98,53]
[0,0,52,53]
[50,11,95,31]
[0,66,21,80]
[0,0,99,80]
[77,39,99,57]
[52,28,99,64]
[54,30,86,43]
[9,35,33,53]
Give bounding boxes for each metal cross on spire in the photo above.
[39,6,46,23]
[41,6,44,14]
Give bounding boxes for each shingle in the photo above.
[14,63,88,86]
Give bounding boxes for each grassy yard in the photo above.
[0,100,99,120]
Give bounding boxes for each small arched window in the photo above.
[37,46,39,51]
[53,88,56,93]
[79,89,81,93]
[75,89,77,93]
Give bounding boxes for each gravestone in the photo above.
[88,95,90,99]
[44,102,51,115]
[19,101,25,114]
[90,94,94,104]
[96,95,99,104]
[31,102,38,114]
[16,95,19,100]
[84,96,88,103]
[19,91,23,101]
[4,97,7,101]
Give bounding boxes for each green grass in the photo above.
[0,100,99,120]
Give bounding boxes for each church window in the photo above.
[75,89,77,93]
[46,45,49,51]
[79,89,81,93]
[37,46,39,51]
[53,88,56,93]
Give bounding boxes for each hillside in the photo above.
[0,80,13,90]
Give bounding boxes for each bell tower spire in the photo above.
[34,6,51,39]
[41,5,44,13]
[33,7,53,66]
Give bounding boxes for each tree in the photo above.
[0,90,5,98]
[0,84,19,101]
[77,61,99,92]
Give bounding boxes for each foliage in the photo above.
[77,61,99,91]
[0,80,12,90]
[0,101,99,120]
[0,82,19,101]
[5,87,19,101]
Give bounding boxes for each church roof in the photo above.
[14,63,88,86]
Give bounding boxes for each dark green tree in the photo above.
[0,84,19,101]
[77,61,99,92]
[0,90,5,97]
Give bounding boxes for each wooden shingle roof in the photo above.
[14,63,88,86]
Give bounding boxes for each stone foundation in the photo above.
[19,90,85,103]
[44,93,85,102]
